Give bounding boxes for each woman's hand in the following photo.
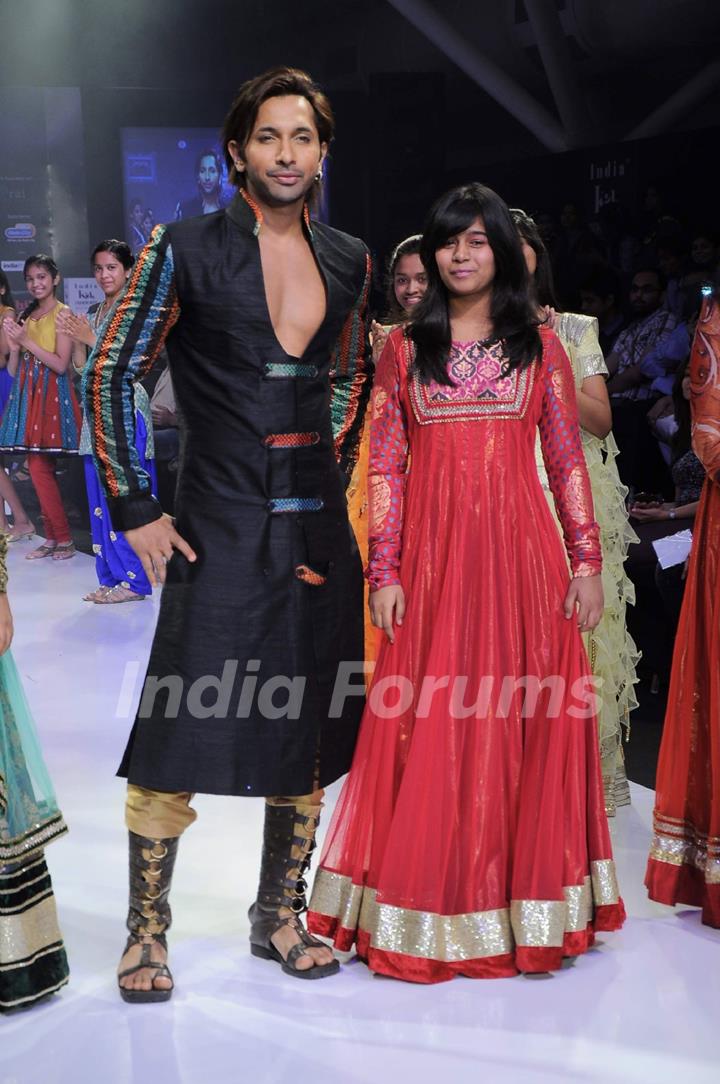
[56,310,96,348]
[369,584,406,644]
[3,318,27,350]
[125,513,197,587]
[629,501,675,522]
[564,574,604,632]
[646,395,673,423]
[0,594,14,655]
[370,320,390,363]
[542,305,558,329]
[151,404,177,428]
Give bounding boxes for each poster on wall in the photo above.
[0,87,90,311]
[64,277,104,315]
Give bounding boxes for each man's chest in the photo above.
[260,238,327,352]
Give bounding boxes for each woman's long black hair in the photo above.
[411,183,542,385]
[510,207,560,311]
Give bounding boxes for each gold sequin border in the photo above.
[0,858,66,969]
[311,860,619,961]
[649,815,720,884]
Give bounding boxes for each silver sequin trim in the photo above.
[0,816,68,863]
[557,312,597,349]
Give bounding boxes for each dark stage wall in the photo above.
[1,80,718,306]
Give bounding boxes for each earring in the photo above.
[315,169,323,182]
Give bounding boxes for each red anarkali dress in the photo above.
[308,326,625,982]
[645,293,720,926]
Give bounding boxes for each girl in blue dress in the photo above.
[57,241,157,603]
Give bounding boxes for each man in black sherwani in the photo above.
[86,67,372,999]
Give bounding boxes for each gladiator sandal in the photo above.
[249,803,339,980]
[118,832,179,1003]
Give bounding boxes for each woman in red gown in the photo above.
[645,288,720,927]
[308,184,625,982]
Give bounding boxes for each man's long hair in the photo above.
[221,67,334,208]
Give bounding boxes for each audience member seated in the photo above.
[605,267,677,496]
[639,294,698,465]
[579,265,627,356]
[656,233,687,320]
[680,229,720,297]
[625,359,703,677]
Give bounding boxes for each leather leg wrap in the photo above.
[249,803,321,946]
[126,832,179,944]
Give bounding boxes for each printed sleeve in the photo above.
[539,332,602,577]
[84,226,180,531]
[329,249,374,489]
[366,332,409,589]
[690,299,720,481]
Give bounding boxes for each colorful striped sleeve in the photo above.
[84,226,180,532]
[329,249,374,489]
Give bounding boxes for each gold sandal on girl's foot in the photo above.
[26,543,57,560]
[51,543,76,561]
[95,584,145,604]
[6,522,35,543]
[83,586,112,602]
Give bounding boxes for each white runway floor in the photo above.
[3,539,719,1084]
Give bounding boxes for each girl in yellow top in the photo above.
[0,272,35,542]
[0,256,82,560]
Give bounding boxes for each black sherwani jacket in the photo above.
[85,193,372,795]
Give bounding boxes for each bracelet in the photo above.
[668,509,676,520]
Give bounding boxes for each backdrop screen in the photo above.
[122,126,330,253]
[121,128,233,254]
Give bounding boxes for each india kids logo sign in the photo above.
[63,277,104,316]
[4,222,36,242]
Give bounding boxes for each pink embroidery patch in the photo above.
[428,341,514,403]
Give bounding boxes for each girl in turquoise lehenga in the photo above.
[0,533,69,1011]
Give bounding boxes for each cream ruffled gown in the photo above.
[535,313,640,815]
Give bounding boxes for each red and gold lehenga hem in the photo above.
[645,815,720,928]
[308,866,625,985]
